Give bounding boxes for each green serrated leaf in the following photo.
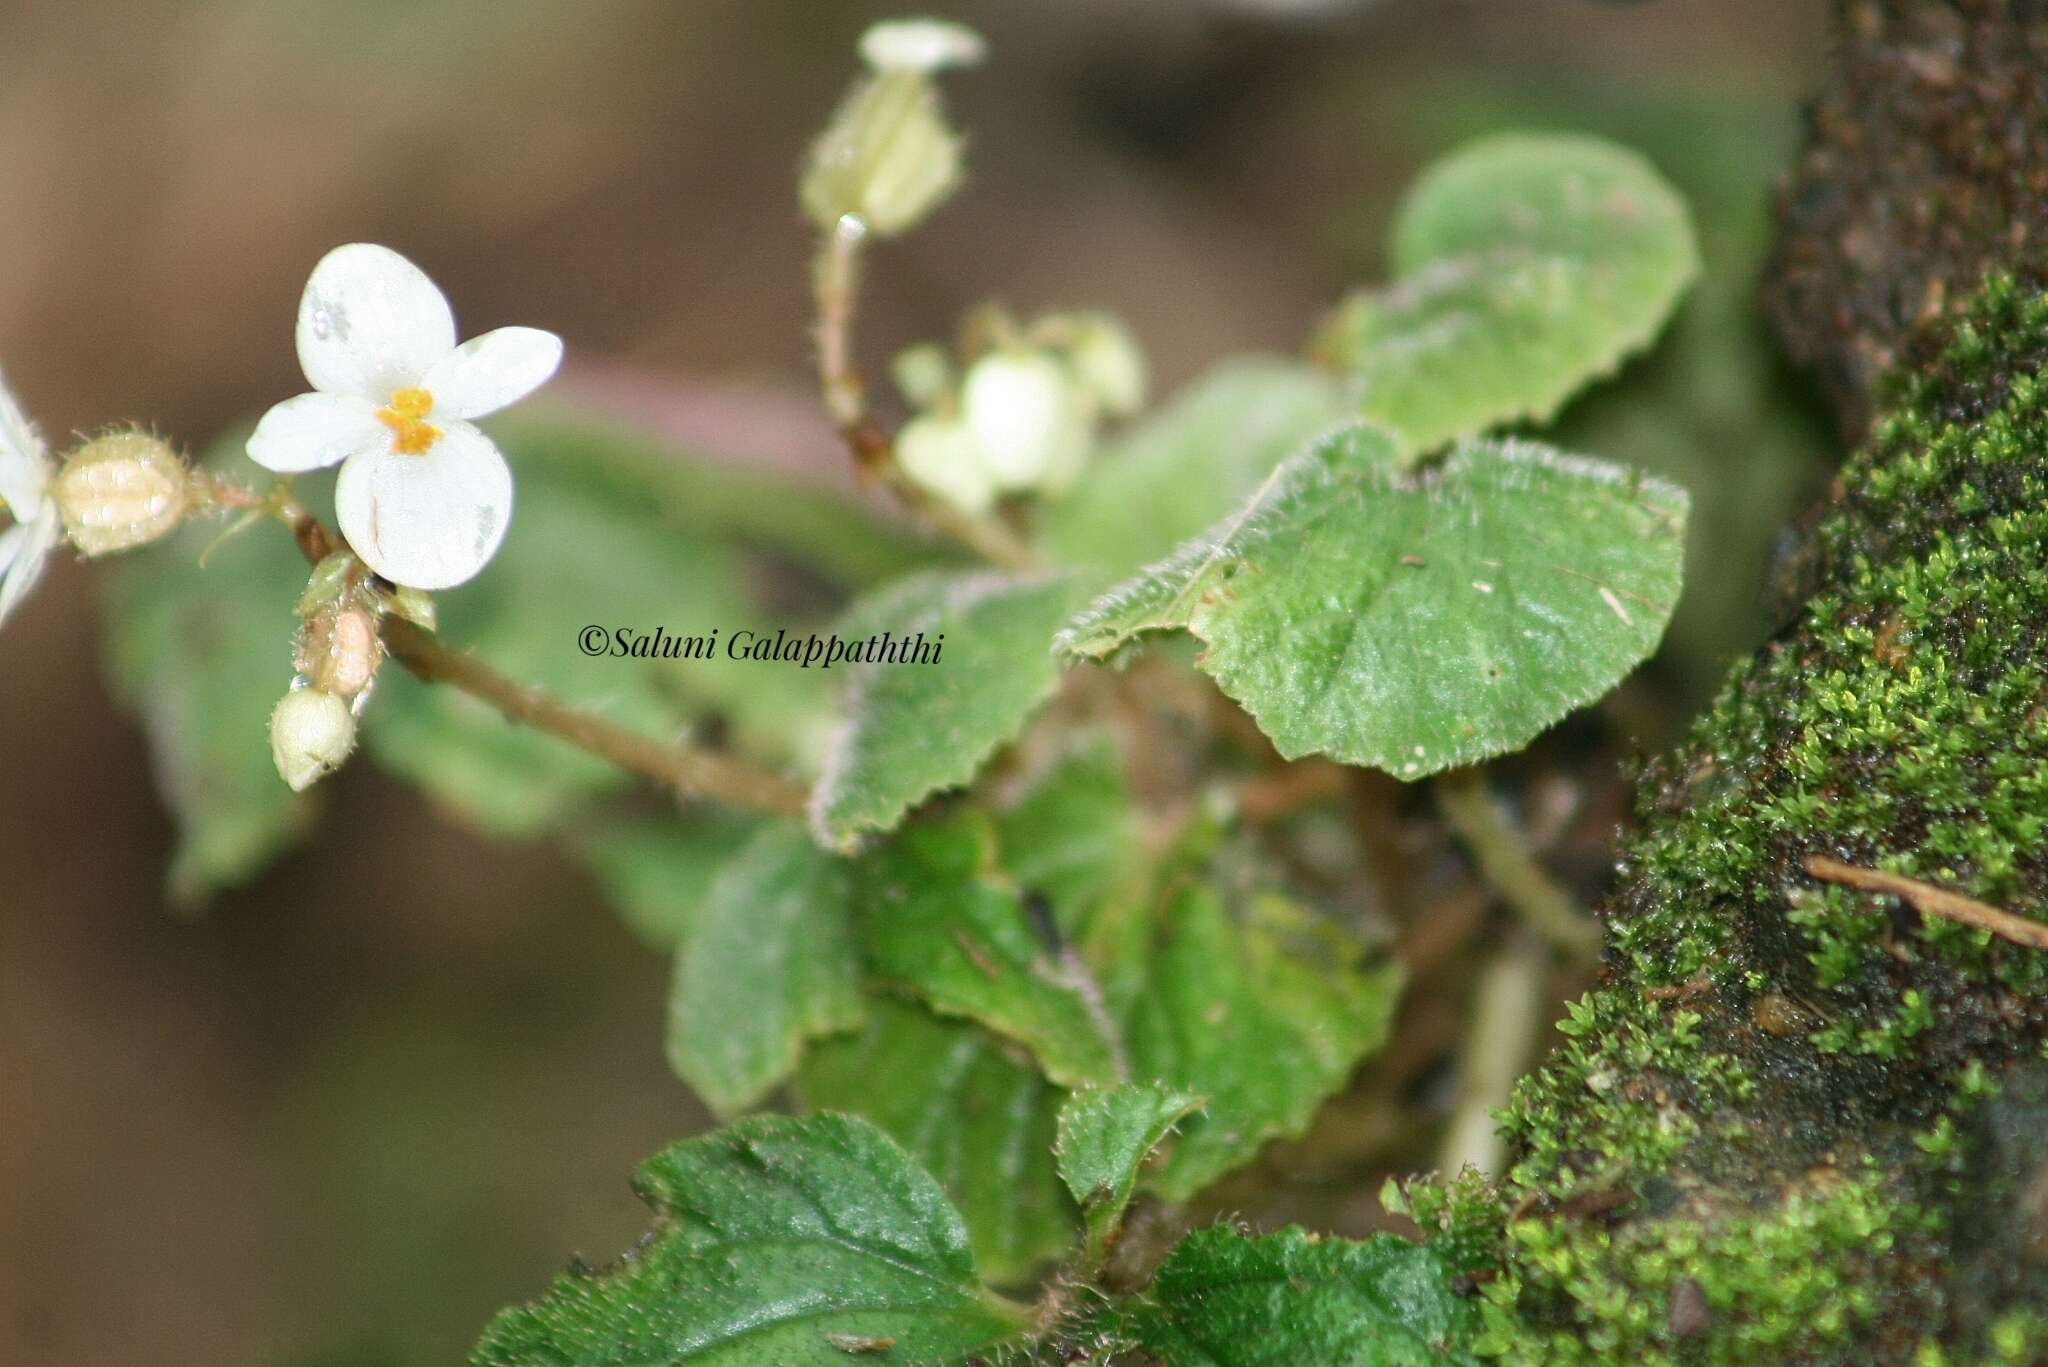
[104,472,312,904]
[667,822,862,1116]
[1108,883,1402,1200]
[471,1113,1029,1366]
[808,570,1077,851]
[364,423,845,838]
[1317,132,1698,456]
[860,811,1123,1089]
[1058,425,1688,778]
[798,998,1074,1285]
[572,809,763,949]
[1130,1225,1482,1366]
[1056,1082,1204,1270]
[1043,358,1348,581]
[995,738,1145,937]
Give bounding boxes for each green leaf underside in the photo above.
[1043,357,1349,582]
[1131,1226,1482,1366]
[1318,132,1698,455]
[1057,425,1688,778]
[1105,882,1403,1200]
[667,822,863,1116]
[1055,1083,1204,1266]
[573,809,763,950]
[809,570,1077,852]
[366,439,831,838]
[995,738,1147,938]
[798,998,1074,1285]
[860,810,1123,1089]
[470,1113,1026,1366]
[105,487,312,903]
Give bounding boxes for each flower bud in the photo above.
[1066,313,1148,418]
[801,70,963,238]
[859,18,986,74]
[269,687,357,793]
[297,604,384,698]
[962,350,1092,494]
[53,431,189,555]
[891,342,955,409]
[895,412,996,515]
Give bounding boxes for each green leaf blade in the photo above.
[471,1113,1028,1366]
[1131,1226,1482,1367]
[860,812,1123,1089]
[809,571,1077,852]
[1060,426,1689,778]
[799,998,1075,1285]
[1056,1082,1204,1268]
[666,822,864,1116]
[1319,132,1699,454]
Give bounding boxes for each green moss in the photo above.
[1480,280,2048,1361]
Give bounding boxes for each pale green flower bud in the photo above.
[962,350,1092,494]
[53,431,190,555]
[270,686,357,792]
[891,342,955,409]
[801,70,963,238]
[895,412,996,515]
[1067,313,1148,418]
[859,18,985,74]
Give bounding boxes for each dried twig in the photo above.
[1802,854,2048,952]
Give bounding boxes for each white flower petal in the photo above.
[859,18,986,72]
[296,243,457,399]
[0,505,61,628]
[420,326,563,420]
[246,392,387,474]
[334,420,512,590]
[0,368,49,517]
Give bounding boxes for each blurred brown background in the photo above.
[0,2,1826,1363]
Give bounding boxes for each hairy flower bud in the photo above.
[962,350,1092,494]
[801,70,963,238]
[895,412,996,515]
[53,431,189,555]
[891,342,955,409]
[297,604,384,698]
[270,687,357,792]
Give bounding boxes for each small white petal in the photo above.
[0,368,49,518]
[334,420,512,590]
[859,19,986,73]
[296,243,457,400]
[421,327,563,420]
[246,392,387,474]
[0,505,61,628]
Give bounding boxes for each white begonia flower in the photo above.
[895,411,997,515]
[246,243,563,591]
[0,372,63,629]
[859,18,986,74]
[962,349,1092,494]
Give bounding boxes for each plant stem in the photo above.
[1434,768,1601,961]
[1803,855,2048,952]
[1436,934,1548,1179]
[214,478,809,818]
[809,215,1041,572]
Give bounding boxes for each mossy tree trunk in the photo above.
[1477,3,2048,1361]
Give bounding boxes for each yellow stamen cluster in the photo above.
[376,387,441,455]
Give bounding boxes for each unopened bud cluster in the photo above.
[268,552,397,792]
[800,20,983,238]
[53,431,192,555]
[891,308,1148,515]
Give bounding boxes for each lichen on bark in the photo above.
[1443,3,2048,1360]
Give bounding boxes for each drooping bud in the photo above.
[895,412,996,515]
[961,350,1092,493]
[801,68,965,237]
[858,18,986,74]
[269,686,357,792]
[1065,313,1149,418]
[53,431,190,555]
